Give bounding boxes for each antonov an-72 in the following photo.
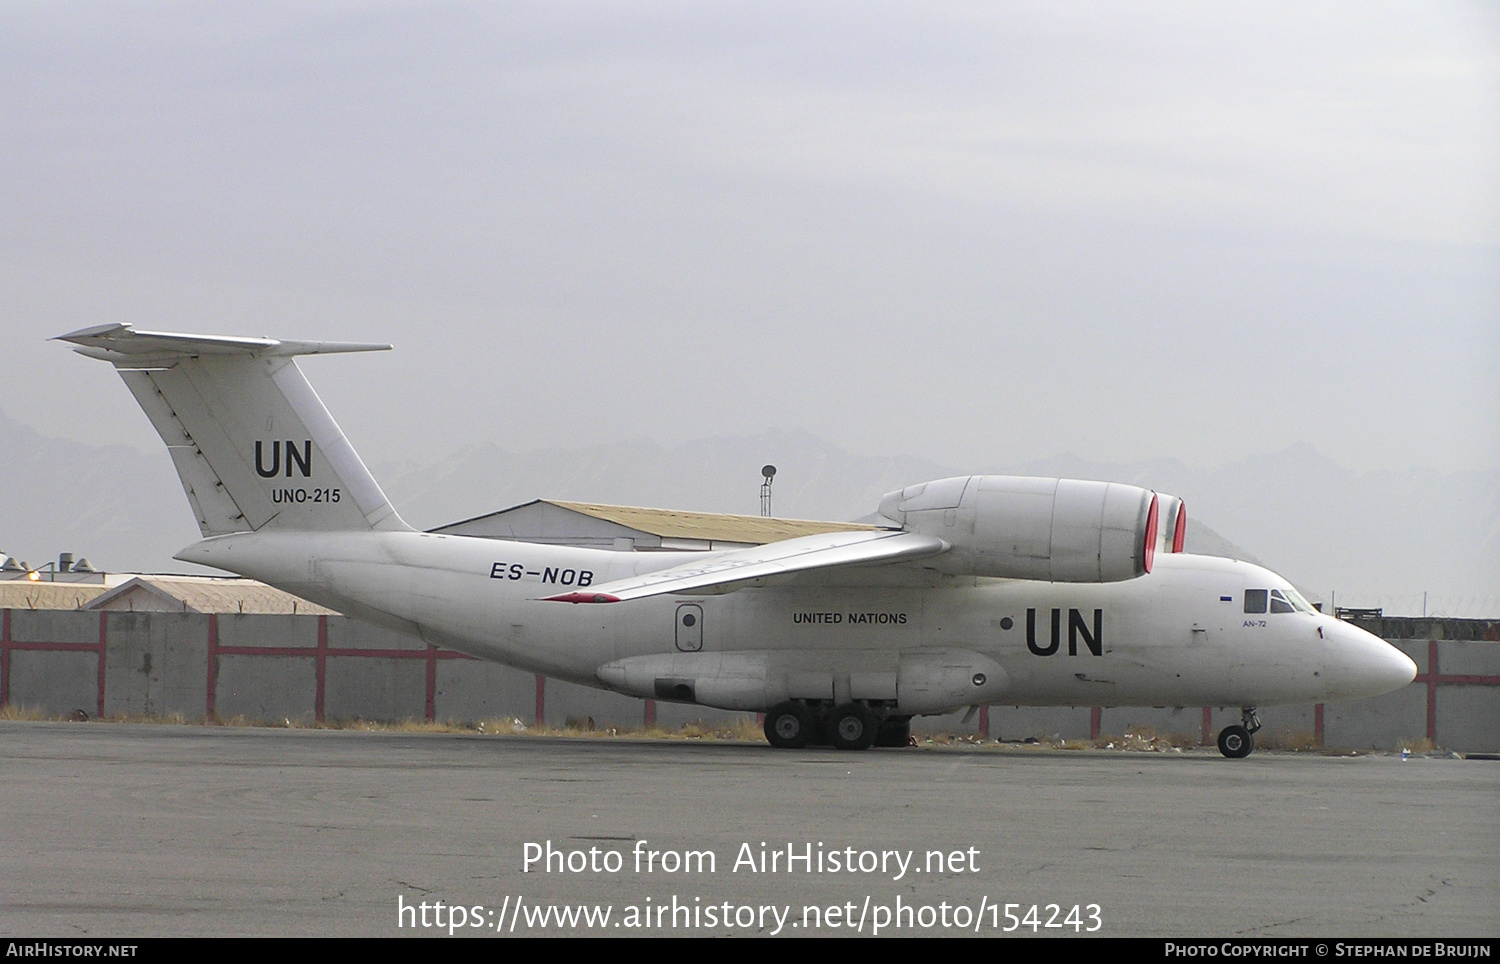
[58,324,1416,756]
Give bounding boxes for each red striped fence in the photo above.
[0,609,661,727]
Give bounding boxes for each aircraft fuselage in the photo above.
[176,530,1411,715]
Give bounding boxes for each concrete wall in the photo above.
[8,649,97,718]
[2,609,1496,751]
[102,612,208,718]
[5,609,101,718]
[433,660,536,723]
[215,653,318,723]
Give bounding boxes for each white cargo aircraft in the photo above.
[59,324,1417,757]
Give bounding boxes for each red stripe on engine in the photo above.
[1143,494,1159,574]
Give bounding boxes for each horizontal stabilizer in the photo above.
[55,324,390,362]
[543,529,948,603]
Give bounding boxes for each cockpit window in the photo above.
[1280,587,1317,614]
[1246,587,1316,615]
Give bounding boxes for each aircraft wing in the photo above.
[541,529,948,603]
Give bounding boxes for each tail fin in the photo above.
[57,324,410,536]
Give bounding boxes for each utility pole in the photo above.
[760,465,776,517]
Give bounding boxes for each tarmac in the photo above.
[0,721,1496,938]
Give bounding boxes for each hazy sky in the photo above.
[4,2,1497,475]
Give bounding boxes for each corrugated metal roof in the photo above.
[544,501,881,544]
[84,576,337,615]
[0,582,111,611]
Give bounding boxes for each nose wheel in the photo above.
[1216,707,1262,759]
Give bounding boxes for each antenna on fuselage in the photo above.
[760,465,776,517]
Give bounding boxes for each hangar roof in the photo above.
[546,501,877,542]
[0,582,110,611]
[83,576,336,615]
[432,499,881,550]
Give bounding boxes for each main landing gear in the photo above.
[763,701,911,751]
[1216,707,1262,759]
[828,702,879,750]
[764,701,817,749]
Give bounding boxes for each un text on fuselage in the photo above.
[1026,607,1103,657]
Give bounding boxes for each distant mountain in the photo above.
[1017,446,1500,604]
[3,408,1494,613]
[0,407,208,575]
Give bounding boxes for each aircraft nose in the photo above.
[1327,620,1417,699]
[1365,636,1418,693]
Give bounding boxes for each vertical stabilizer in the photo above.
[57,324,409,536]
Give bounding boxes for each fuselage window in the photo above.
[1269,589,1295,614]
[1244,589,1268,614]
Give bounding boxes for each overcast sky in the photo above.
[3,2,1497,477]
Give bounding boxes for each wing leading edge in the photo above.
[542,529,949,603]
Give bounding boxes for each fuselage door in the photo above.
[675,604,703,652]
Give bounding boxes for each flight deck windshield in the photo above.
[1244,587,1316,615]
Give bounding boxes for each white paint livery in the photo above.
[58,324,1418,756]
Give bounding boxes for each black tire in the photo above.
[1217,724,1254,759]
[874,716,913,748]
[828,702,879,751]
[764,701,814,749]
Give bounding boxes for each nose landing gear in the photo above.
[1216,707,1263,759]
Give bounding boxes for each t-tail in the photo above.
[56,324,410,536]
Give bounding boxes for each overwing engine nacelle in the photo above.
[877,475,1160,582]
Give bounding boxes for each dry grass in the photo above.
[307,716,767,741]
[22,702,871,745]
[681,718,766,741]
[1255,728,1323,752]
[0,704,764,741]
[0,704,52,721]
[0,706,1424,756]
